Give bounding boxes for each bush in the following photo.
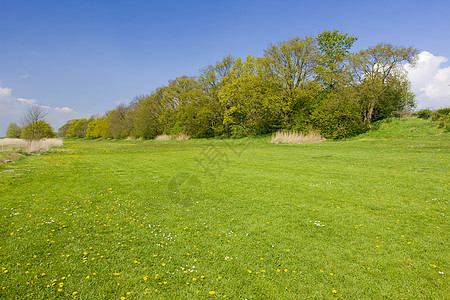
[311,96,366,139]
[417,109,432,119]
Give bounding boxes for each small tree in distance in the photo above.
[6,122,22,138]
[21,105,54,141]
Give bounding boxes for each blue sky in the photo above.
[1,0,449,136]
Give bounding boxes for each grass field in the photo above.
[0,118,448,299]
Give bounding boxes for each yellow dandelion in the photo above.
[332,290,337,294]
[209,291,215,295]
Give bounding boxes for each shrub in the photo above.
[417,109,432,119]
[311,96,366,139]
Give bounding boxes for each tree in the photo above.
[58,122,71,137]
[6,122,22,138]
[316,30,357,89]
[21,105,50,141]
[219,55,273,136]
[86,116,110,139]
[108,104,134,139]
[348,43,418,124]
[133,91,165,139]
[65,118,90,138]
[21,120,55,140]
[197,55,235,136]
[263,36,318,126]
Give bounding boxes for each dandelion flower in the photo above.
[209,291,215,295]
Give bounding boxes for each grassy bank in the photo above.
[0,118,448,299]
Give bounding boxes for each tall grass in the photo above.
[270,130,325,144]
[155,133,190,141]
[0,138,63,154]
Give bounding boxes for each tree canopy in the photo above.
[59,31,419,140]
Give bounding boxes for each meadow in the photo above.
[0,118,448,299]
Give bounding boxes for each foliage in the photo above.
[417,109,432,119]
[86,116,110,139]
[21,120,55,140]
[20,105,50,141]
[6,122,22,138]
[311,90,366,139]
[65,118,89,138]
[57,31,419,140]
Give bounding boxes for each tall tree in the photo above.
[316,30,357,89]
[108,104,134,139]
[220,55,273,136]
[133,91,165,139]
[348,43,418,124]
[263,36,318,126]
[197,55,235,136]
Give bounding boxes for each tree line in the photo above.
[11,31,420,140]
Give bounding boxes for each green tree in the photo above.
[316,30,357,89]
[6,122,22,138]
[21,105,50,141]
[263,36,318,126]
[220,55,273,136]
[159,76,203,135]
[21,120,55,140]
[108,104,134,139]
[348,43,418,124]
[65,118,89,138]
[58,122,71,137]
[133,91,165,139]
[86,116,110,138]
[197,55,235,136]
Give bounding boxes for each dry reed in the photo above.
[175,133,190,140]
[0,138,63,154]
[270,130,325,144]
[155,133,190,141]
[155,134,172,141]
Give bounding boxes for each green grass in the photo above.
[1,118,448,299]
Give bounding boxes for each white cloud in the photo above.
[0,86,12,100]
[16,97,36,105]
[406,51,450,109]
[54,107,73,113]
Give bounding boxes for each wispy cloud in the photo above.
[16,97,36,105]
[54,107,73,113]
